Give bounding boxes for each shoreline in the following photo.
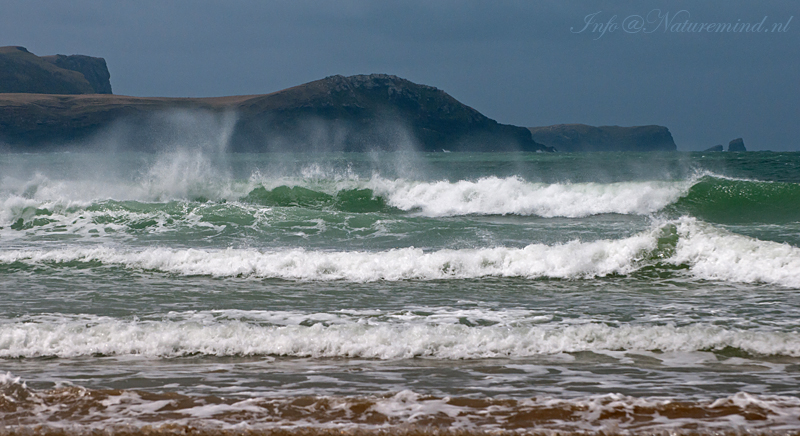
[3,380,798,435]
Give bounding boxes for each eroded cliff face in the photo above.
[528,124,677,152]
[41,54,112,94]
[0,46,112,95]
[0,46,93,94]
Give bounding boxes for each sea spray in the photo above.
[370,176,690,217]
[4,152,800,434]
[1,176,694,224]
[7,162,798,222]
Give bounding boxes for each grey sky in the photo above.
[2,0,798,150]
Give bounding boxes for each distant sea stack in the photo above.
[0,46,111,94]
[527,124,677,152]
[704,145,724,152]
[0,72,552,153]
[728,138,746,152]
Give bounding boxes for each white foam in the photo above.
[370,176,689,217]
[1,171,694,229]
[673,217,800,288]
[1,312,799,359]
[4,217,800,288]
[0,228,657,280]
[4,371,800,431]
[0,371,25,387]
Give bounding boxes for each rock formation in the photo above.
[704,145,724,152]
[41,54,112,94]
[229,74,550,152]
[527,124,676,152]
[728,138,746,152]
[0,46,111,94]
[0,73,551,152]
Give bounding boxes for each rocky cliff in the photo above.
[0,46,112,94]
[0,74,551,152]
[528,124,676,152]
[41,54,112,94]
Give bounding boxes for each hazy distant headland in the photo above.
[0,46,678,153]
[0,46,111,95]
[528,124,677,152]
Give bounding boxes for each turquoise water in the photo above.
[1,151,800,433]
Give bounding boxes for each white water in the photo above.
[1,170,694,224]
[3,368,800,433]
[1,310,799,359]
[371,176,690,217]
[0,232,655,280]
[672,218,800,287]
[2,153,800,434]
[3,218,799,287]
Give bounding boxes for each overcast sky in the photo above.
[2,0,798,150]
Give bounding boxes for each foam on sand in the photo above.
[2,373,800,432]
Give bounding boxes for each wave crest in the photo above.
[371,176,687,217]
[1,312,799,359]
[3,218,798,287]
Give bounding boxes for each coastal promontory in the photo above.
[528,124,677,152]
[1,47,684,153]
[0,46,111,95]
[0,60,550,153]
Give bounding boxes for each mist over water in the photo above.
[2,115,800,433]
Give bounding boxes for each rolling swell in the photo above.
[2,218,799,287]
[4,153,800,436]
[0,177,688,237]
[671,176,800,223]
[2,310,800,358]
[238,177,689,217]
[169,175,800,222]
[0,175,800,245]
[237,175,800,222]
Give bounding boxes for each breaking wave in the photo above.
[3,172,798,228]
[369,176,687,217]
[1,310,800,359]
[2,217,799,287]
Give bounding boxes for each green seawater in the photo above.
[1,151,800,431]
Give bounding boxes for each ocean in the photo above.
[1,149,800,434]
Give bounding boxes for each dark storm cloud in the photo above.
[1,0,797,150]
